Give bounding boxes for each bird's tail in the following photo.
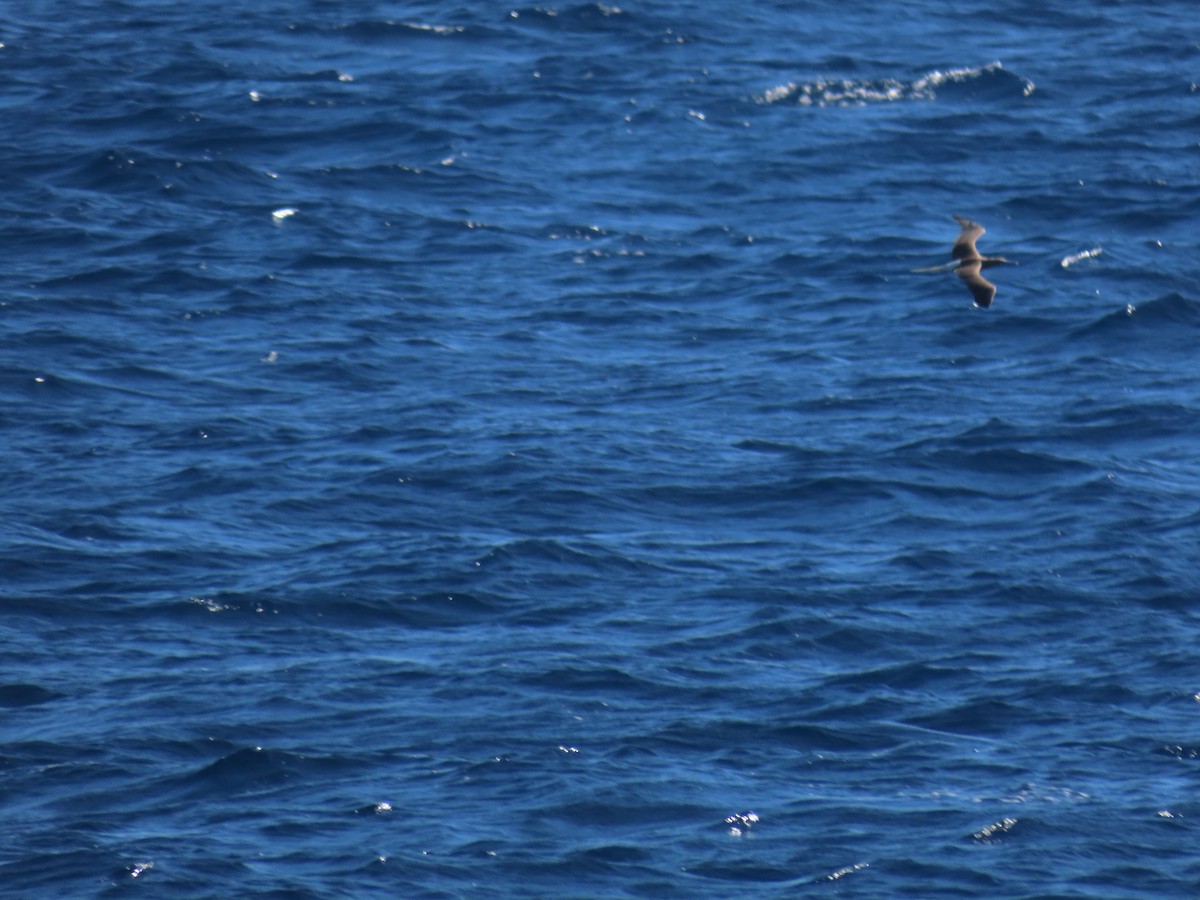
[911,260,960,273]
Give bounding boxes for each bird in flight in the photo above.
[915,215,1015,308]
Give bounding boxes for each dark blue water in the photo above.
[3,1,1200,895]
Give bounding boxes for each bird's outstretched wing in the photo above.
[956,261,997,308]
[952,215,985,261]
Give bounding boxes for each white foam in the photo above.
[758,61,1035,107]
[1060,247,1103,268]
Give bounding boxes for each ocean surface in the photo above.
[3,0,1200,896]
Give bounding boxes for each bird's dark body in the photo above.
[949,215,1012,308]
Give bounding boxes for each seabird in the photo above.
[915,215,1015,308]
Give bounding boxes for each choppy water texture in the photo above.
[3,0,1200,896]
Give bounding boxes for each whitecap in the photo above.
[758,61,1035,108]
[1061,247,1104,268]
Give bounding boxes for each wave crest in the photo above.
[759,61,1035,107]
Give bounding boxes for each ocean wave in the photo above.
[4,2,1199,897]
[758,61,1035,107]
[1070,292,1200,344]
[1061,247,1104,268]
[509,3,631,31]
[326,19,469,40]
[0,683,64,707]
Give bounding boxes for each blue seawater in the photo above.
[3,0,1200,895]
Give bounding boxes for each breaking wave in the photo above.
[759,61,1036,107]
